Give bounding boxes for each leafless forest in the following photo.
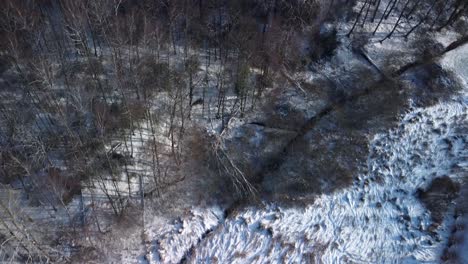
[0,0,467,263]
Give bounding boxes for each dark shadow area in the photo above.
[402,63,464,107]
[258,76,407,203]
[417,176,460,226]
[220,47,465,205]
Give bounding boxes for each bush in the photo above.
[417,176,460,225]
[309,26,340,61]
[137,59,171,94]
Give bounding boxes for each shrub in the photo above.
[417,176,460,225]
[309,26,340,61]
[137,59,171,94]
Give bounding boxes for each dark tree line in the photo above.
[348,0,467,40]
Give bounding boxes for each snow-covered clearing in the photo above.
[140,42,468,263]
[190,90,466,263]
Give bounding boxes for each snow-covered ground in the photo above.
[440,40,468,264]
[140,42,468,263]
[3,2,467,262]
[190,94,466,263]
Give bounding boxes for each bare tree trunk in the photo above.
[430,1,451,30]
[405,0,437,38]
[362,0,373,27]
[373,0,397,35]
[371,0,382,22]
[384,0,399,19]
[348,0,369,36]
[381,0,411,42]
[437,2,467,31]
